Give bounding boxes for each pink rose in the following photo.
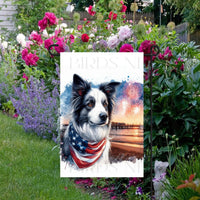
[45,12,58,26]
[118,25,132,41]
[119,44,134,52]
[22,73,29,81]
[146,27,152,34]
[38,12,58,30]
[88,5,96,16]
[44,38,54,50]
[158,47,173,61]
[24,53,39,66]
[26,41,34,49]
[54,38,65,53]
[29,31,43,45]
[22,48,28,60]
[13,113,19,118]
[38,17,48,31]
[70,34,74,44]
[107,35,119,49]
[77,25,83,30]
[54,29,61,39]
[164,47,172,60]
[175,57,184,71]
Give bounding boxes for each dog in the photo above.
[62,74,120,169]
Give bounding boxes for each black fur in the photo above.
[72,74,91,126]
[99,82,120,121]
[72,74,120,126]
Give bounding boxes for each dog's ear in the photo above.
[72,74,90,97]
[99,82,120,96]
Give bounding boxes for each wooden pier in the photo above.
[111,122,143,130]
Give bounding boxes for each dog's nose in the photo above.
[99,113,108,122]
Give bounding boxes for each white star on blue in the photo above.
[69,123,88,153]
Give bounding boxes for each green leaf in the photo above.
[160,146,172,152]
[190,100,197,106]
[168,152,177,167]
[185,118,197,124]
[189,197,200,200]
[154,115,163,126]
[185,121,190,131]
[160,90,172,97]
[194,64,200,73]
[182,145,189,153]
[157,75,164,86]
[165,80,174,89]
[177,147,185,157]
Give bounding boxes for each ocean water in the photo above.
[110,128,143,154]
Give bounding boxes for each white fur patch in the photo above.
[86,88,108,125]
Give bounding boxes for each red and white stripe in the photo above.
[70,138,106,169]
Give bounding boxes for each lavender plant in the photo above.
[11,76,59,140]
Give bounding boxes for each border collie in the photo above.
[62,74,120,169]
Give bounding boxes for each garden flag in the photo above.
[60,53,144,177]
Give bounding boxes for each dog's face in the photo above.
[72,74,120,128]
[82,88,109,126]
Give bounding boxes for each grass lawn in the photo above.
[0,112,99,200]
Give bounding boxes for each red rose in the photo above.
[119,44,134,52]
[138,40,157,66]
[88,5,96,16]
[81,34,89,42]
[121,5,127,12]
[108,12,117,20]
[104,19,110,22]
[120,1,127,12]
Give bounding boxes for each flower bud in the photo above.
[73,12,80,22]
[172,135,176,139]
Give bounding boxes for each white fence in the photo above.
[0,0,16,33]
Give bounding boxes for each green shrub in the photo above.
[144,42,200,168]
[164,149,200,200]
[0,41,18,105]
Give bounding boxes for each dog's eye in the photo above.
[87,102,94,108]
[103,101,108,108]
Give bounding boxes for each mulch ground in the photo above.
[74,181,125,200]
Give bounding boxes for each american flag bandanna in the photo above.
[68,123,106,169]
